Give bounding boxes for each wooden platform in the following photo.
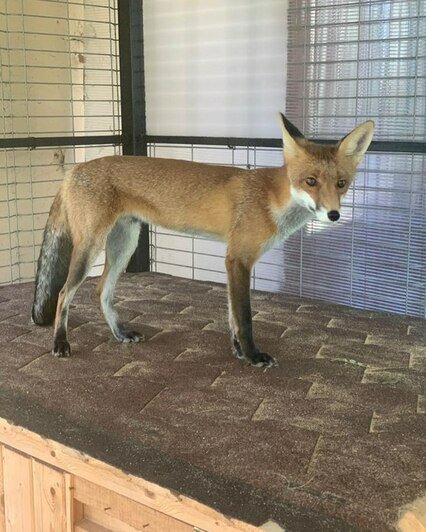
[0,419,424,532]
[0,418,257,531]
[0,273,424,531]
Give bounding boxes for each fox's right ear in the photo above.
[337,121,375,166]
[278,113,305,160]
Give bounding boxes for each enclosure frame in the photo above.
[0,0,425,274]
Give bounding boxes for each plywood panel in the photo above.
[84,506,139,532]
[32,459,67,532]
[397,496,426,532]
[75,520,111,532]
[65,473,83,532]
[0,446,5,532]
[2,447,35,532]
[74,477,192,532]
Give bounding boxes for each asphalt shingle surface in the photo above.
[0,273,424,531]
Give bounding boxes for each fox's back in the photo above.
[63,155,248,238]
[70,155,241,196]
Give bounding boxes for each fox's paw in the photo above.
[232,340,277,368]
[247,350,278,368]
[53,339,71,358]
[116,329,144,344]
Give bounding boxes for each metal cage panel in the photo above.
[0,0,122,285]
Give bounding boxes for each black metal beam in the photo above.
[146,136,282,149]
[118,0,149,273]
[0,135,123,149]
[146,135,426,154]
[3,134,424,154]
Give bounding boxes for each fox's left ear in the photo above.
[337,121,375,166]
[278,112,306,160]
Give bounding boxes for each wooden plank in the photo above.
[32,459,67,532]
[397,495,426,532]
[65,473,74,532]
[74,476,192,532]
[0,446,5,532]
[0,418,257,532]
[398,512,426,532]
[75,519,111,532]
[2,447,35,532]
[65,473,83,532]
[84,506,140,532]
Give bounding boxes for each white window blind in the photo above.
[144,0,288,138]
[286,0,425,140]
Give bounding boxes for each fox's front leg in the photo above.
[225,254,277,368]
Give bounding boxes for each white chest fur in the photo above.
[263,202,313,253]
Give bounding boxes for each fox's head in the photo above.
[279,113,375,222]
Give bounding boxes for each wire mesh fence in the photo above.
[0,143,121,285]
[0,0,121,285]
[1,0,121,138]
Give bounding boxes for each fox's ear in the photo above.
[337,121,375,166]
[278,113,305,160]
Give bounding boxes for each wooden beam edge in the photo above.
[397,495,426,532]
[0,417,258,532]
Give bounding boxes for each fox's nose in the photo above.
[327,210,340,222]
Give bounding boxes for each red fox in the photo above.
[32,114,374,366]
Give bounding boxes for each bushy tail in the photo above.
[32,189,73,325]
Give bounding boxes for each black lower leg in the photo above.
[52,250,92,357]
[227,256,277,367]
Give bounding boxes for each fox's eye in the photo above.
[337,179,347,189]
[305,177,317,186]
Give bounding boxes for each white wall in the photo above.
[144,0,288,138]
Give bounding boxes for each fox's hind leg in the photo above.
[96,216,144,343]
[53,237,105,357]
